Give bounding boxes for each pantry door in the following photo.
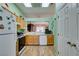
[57,10,64,55]
[76,12,79,55]
[57,4,78,56]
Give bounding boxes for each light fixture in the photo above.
[42,3,49,7]
[24,3,32,7]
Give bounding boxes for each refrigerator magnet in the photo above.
[0,24,4,29]
[0,16,2,21]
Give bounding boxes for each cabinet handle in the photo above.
[67,42,77,47]
[67,42,71,45]
[71,44,76,47]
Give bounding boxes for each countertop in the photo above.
[25,32,53,35]
[17,32,53,39]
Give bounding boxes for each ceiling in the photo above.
[15,3,55,18]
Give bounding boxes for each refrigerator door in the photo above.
[0,6,17,34]
[0,34,17,56]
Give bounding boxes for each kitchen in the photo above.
[1,3,79,56]
[0,3,55,56]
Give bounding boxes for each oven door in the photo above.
[18,37,25,52]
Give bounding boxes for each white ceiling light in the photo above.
[42,3,49,7]
[24,3,32,7]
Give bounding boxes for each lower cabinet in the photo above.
[25,35,54,46]
[25,35,39,45]
[16,40,19,56]
[33,36,39,45]
[47,34,54,45]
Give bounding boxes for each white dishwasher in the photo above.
[39,35,47,45]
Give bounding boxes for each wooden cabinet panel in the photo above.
[25,35,34,45]
[25,35,39,45]
[25,35,54,45]
[16,17,20,30]
[16,40,19,56]
[16,16,26,29]
[47,34,54,45]
[33,36,39,44]
[20,18,25,29]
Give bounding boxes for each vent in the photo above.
[31,3,41,7]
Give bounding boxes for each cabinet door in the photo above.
[33,36,39,45]
[16,17,25,29]
[25,35,39,45]
[16,40,19,56]
[47,35,54,45]
[57,4,73,56]
[25,35,34,45]
[20,18,24,29]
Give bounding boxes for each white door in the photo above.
[57,10,64,55]
[68,4,78,56]
[57,4,78,56]
[0,34,16,56]
[75,12,79,55]
[63,4,78,56]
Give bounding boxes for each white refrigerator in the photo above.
[0,6,17,56]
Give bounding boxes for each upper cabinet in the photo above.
[16,16,26,30]
[0,3,26,30]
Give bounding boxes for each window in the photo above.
[36,26,45,32]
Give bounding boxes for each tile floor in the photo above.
[21,46,55,56]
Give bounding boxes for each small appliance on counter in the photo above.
[27,22,34,32]
[17,29,25,37]
[45,28,52,34]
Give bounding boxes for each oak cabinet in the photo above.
[16,16,26,30]
[47,34,54,45]
[25,35,54,45]
[16,40,19,56]
[25,35,39,45]
[33,36,39,44]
